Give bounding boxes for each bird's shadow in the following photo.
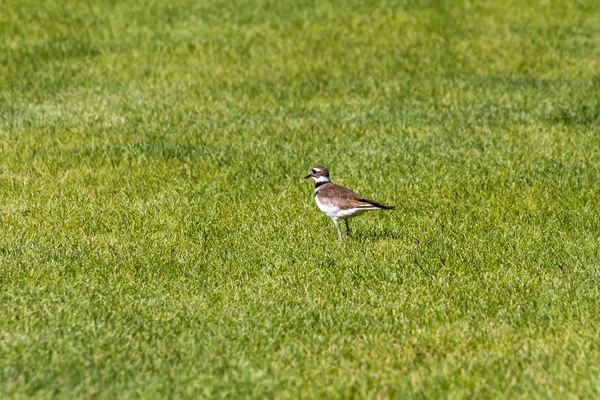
[352,228,404,241]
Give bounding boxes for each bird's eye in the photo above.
[312,169,316,173]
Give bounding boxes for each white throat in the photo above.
[315,176,330,183]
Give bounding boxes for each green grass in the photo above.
[1,0,600,398]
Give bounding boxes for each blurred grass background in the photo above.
[1,0,600,398]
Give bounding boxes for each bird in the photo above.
[304,166,395,239]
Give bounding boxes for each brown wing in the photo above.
[318,183,395,210]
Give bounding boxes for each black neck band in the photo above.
[315,181,328,188]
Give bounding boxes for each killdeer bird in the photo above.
[305,166,395,239]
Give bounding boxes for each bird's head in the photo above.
[304,166,330,183]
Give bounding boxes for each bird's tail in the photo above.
[361,199,395,210]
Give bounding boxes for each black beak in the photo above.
[304,174,313,179]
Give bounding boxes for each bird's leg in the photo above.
[332,218,342,240]
[345,219,350,237]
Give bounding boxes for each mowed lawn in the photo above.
[1,0,600,398]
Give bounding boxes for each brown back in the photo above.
[317,182,395,210]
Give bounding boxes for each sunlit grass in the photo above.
[1,0,600,398]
